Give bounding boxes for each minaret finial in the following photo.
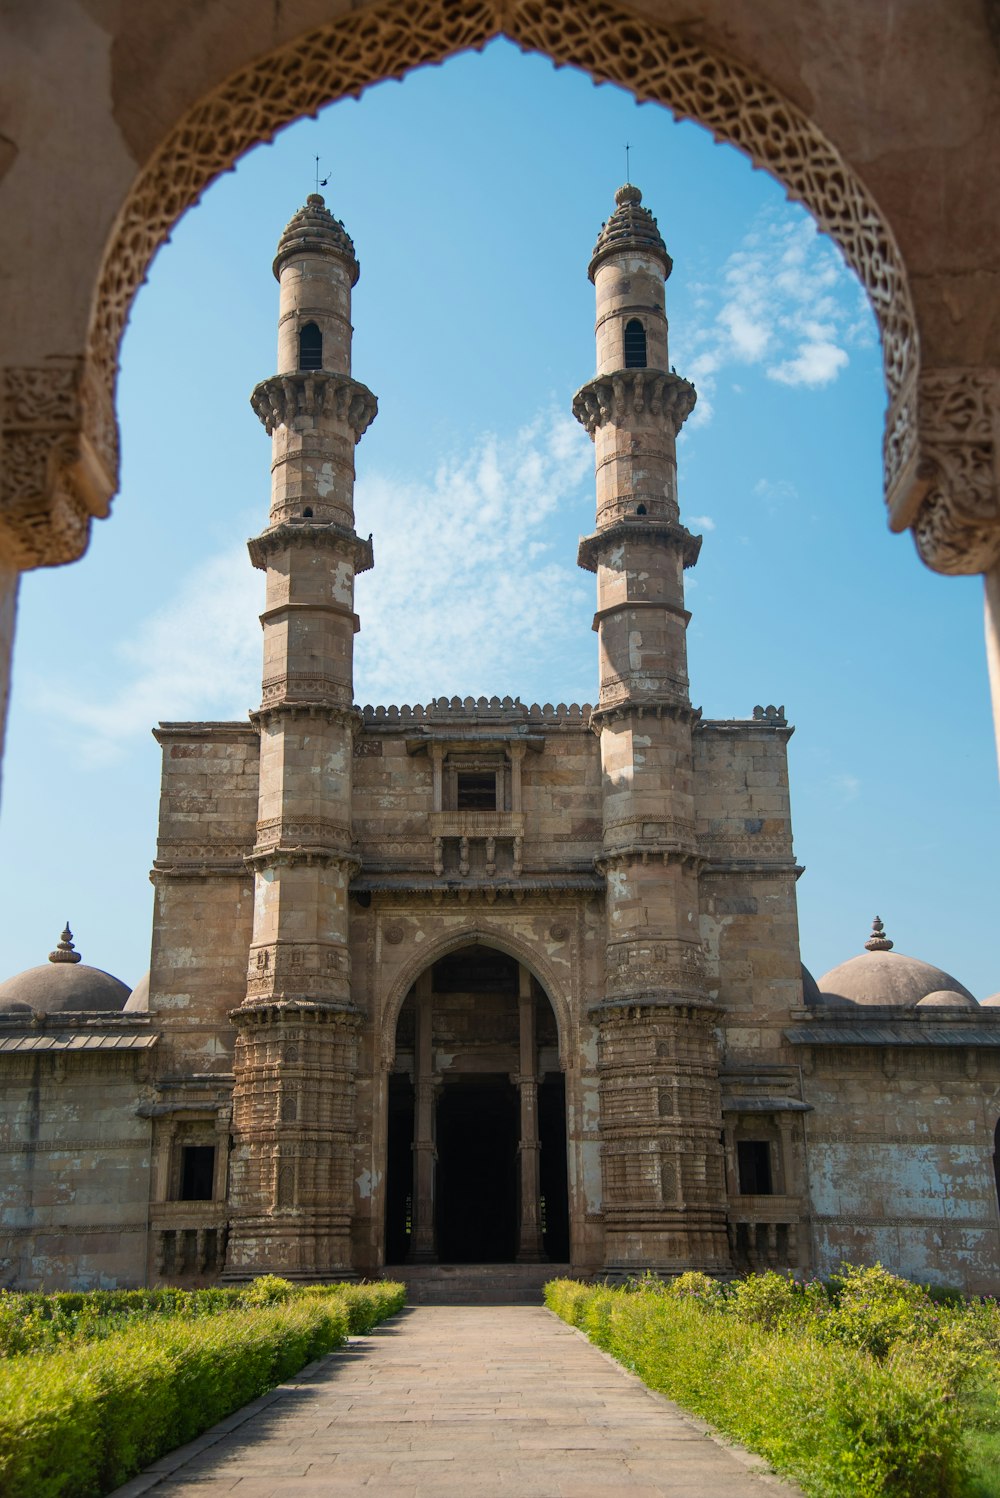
[49,923,82,964]
[314,155,329,196]
[625,141,631,183]
[864,916,894,952]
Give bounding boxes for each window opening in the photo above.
[298,321,322,370]
[456,771,497,809]
[737,1140,773,1195]
[179,1144,215,1201]
[624,318,647,368]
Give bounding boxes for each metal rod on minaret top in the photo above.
[624,142,630,183]
[314,155,329,193]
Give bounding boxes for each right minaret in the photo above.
[573,183,730,1275]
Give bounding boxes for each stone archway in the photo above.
[384,941,570,1267]
[21,0,928,576]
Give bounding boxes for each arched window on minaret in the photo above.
[298,321,323,371]
[624,318,647,368]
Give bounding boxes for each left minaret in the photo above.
[225,195,377,1279]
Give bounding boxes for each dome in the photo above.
[0,926,130,1016]
[916,989,979,1010]
[588,183,672,283]
[980,992,1000,1008]
[817,918,976,1009]
[273,194,359,285]
[800,964,826,1006]
[124,971,150,1013]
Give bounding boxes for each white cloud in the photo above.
[34,546,264,765]
[34,415,596,762]
[832,772,861,803]
[355,413,593,705]
[674,211,873,423]
[689,514,716,531]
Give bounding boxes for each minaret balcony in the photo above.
[577,514,702,572]
[247,519,374,573]
[572,369,696,436]
[250,371,377,441]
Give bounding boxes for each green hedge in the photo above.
[545,1271,999,1498]
[0,1279,405,1498]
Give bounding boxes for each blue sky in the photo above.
[1,40,996,997]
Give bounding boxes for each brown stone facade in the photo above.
[1,184,998,1294]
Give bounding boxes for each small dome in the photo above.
[589,183,672,283]
[817,917,976,1009]
[273,194,359,285]
[124,971,150,1013]
[916,989,979,1010]
[980,992,1000,1008]
[800,964,826,1006]
[0,926,130,1016]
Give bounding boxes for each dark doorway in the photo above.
[435,1076,518,1262]
[385,1074,414,1264]
[539,1073,570,1261]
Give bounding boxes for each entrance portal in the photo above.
[436,1077,518,1262]
[385,944,569,1265]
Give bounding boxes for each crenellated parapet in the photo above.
[247,520,373,574]
[573,369,696,437]
[250,371,377,440]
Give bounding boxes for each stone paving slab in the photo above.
[110,1306,803,1497]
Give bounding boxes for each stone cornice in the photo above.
[231,999,362,1026]
[250,372,377,441]
[245,848,361,875]
[577,516,702,572]
[153,721,257,745]
[572,369,696,437]
[589,995,721,1018]
[596,845,703,872]
[247,521,374,574]
[250,703,361,732]
[349,877,604,902]
[590,701,701,732]
[151,858,248,881]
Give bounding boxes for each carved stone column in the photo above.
[409,971,437,1262]
[515,964,545,1262]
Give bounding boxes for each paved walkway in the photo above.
[115,1306,802,1497]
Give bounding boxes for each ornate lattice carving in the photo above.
[911,370,1000,575]
[66,0,932,574]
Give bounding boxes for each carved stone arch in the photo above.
[42,0,986,585]
[379,921,573,1070]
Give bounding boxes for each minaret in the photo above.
[573,184,730,1275]
[225,195,377,1278]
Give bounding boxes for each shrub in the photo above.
[546,1275,972,1498]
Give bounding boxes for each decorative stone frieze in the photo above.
[910,369,1000,575]
[250,372,377,440]
[0,363,115,569]
[247,521,374,573]
[572,368,696,437]
[577,516,702,572]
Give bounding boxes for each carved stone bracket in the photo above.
[573,369,696,437]
[247,520,374,573]
[906,370,1000,576]
[0,362,116,569]
[250,372,377,441]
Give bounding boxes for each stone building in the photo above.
[1,187,998,1295]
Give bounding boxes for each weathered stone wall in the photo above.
[800,1041,1000,1295]
[0,1045,153,1289]
[694,716,803,1059]
[148,722,258,1074]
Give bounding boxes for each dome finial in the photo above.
[864,915,894,953]
[49,924,82,964]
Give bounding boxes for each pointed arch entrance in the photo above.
[384,942,569,1266]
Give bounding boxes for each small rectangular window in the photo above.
[737,1140,773,1195]
[456,772,497,809]
[180,1144,215,1201]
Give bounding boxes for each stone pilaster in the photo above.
[576,186,729,1274]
